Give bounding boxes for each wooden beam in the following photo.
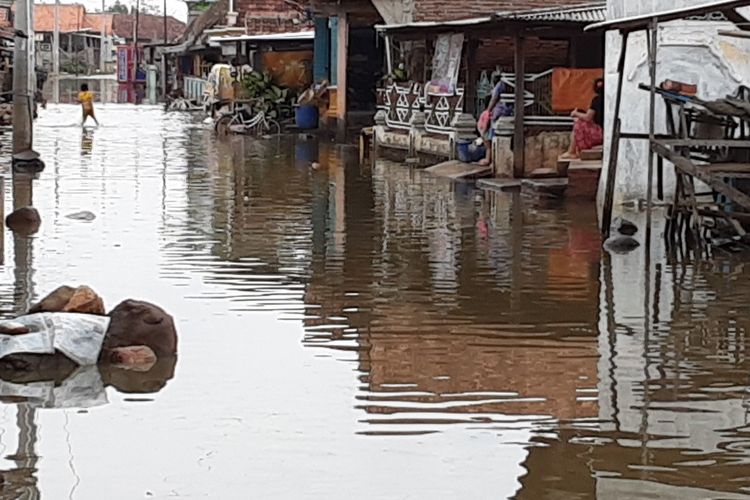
[724,8,750,30]
[659,138,750,147]
[601,31,629,238]
[719,29,750,39]
[645,20,658,246]
[653,141,750,209]
[513,32,525,178]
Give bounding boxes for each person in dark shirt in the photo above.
[561,78,605,160]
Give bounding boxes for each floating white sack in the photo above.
[0,313,111,366]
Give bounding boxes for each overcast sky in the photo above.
[41,0,190,22]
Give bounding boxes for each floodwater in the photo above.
[0,105,748,499]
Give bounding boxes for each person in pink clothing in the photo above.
[561,78,605,160]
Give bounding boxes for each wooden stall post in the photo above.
[601,30,629,238]
[646,19,658,246]
[513,32,525,178]
[465,38,479,116]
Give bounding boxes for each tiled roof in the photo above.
[496,2,607,24]
[29,4,185,41]
[85,13,115,36]
[34,3,88,33]
[111,13,186,41]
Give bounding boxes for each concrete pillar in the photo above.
[336,13,348,142]
[313,17,330,82]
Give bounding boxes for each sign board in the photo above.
[116,46,146,83]
[117,46,129,82]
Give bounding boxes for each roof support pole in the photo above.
[465,37,478,116]
[646,19,658,249]
[513,31,525,178]
[12,0,39,166]
[600,30,629,238]
[336,12,348,142]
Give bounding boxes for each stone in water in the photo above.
[66,211,96,221]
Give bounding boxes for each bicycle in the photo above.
[214,103,281,137]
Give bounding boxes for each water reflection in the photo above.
[0,358,176,498]
[0,105,748,497]
[80,130,93,156]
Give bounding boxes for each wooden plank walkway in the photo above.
[521,177,568,198]
[476,178,522,191]
[424,160,492,180]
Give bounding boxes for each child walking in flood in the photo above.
[78,84,99,127]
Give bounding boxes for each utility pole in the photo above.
[100,0,106,72]
[52,0,59,103]
[133,0,139,84]
[162,0,167,99]
[12,0,43,170]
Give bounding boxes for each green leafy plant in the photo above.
[241,71,295,120]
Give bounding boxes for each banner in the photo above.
[427,33,464,95]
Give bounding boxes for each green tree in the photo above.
[106,0,129,14]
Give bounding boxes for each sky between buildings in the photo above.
[38,0,189,23]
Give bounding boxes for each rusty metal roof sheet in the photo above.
[496,2,607,24]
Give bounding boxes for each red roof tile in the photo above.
[25,4,185,42]
[34,3,88,33]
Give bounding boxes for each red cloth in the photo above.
[574,119,603,152]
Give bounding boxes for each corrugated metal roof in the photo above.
[496,2,607,24]
[586,0,750,32]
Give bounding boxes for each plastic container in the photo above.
[457,139,472,162]
[457,140,486,163]
[295,105,319,130]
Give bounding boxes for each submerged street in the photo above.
[0,104,748,498]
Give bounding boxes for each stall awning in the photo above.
[496,3,606,24]
[208,30,315,46]
[375,3,607,38]
[375,16,492,34]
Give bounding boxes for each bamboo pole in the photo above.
[600,30,629,238]
[513,31,525,178]
[646,19,658,250]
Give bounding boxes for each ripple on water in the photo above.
[0,105,748,497]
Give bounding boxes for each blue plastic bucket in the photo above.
[456,139,472,163]
[469,143,487,162]
[295,105,319,130]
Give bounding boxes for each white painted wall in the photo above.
[599,0,750,210]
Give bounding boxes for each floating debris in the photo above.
[66,211,96,221]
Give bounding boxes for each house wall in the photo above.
[477,38,569,74]
[599,0,750,210]
[234,0,311,34]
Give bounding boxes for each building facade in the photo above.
[599,0,750,208]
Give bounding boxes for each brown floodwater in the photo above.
[0,105,748,498]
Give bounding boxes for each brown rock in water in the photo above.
[6,207,41,236]
[62,286,106,315]
[107,345,157,370]
[102,300,177,357]
[100,356,177,393]
[28,285,76,314]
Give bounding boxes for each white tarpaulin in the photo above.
[0,313,111,366]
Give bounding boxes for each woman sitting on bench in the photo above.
[561,78,604,160]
